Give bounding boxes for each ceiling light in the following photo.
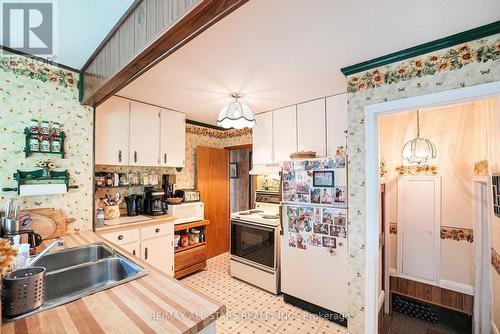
[217,93,256,129]
[401,110,437,165]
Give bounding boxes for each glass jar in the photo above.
[95,173,106,187]
[40,139,50,152]
[141,173,149,186]
[119,173,129,186]
[50,139,61,152]
[29,119,39,134]
[29,136,40,151]
[148,173,158,186]
[105,173,113,186]
[132,172,140,186]
[40,120,50,135]
[52,122,61,136]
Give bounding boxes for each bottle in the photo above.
[199,229,205,243]
[96,208,105,227]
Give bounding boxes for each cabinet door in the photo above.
[160,110,186,167]
[129,103,161,166]
[273,106,297,162]
[95,97,130,165]
[297,99,326,157]
[326,94,347,157]
[142,235,174,276]
[253,112,273,164]
[120,241,141,258]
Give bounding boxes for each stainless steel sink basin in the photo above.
[4,243,148,321]
[31,243,114,272]
[45,258,144,303]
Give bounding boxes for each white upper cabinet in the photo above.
[95,97,130,165]
[160,110,185,167]
[129,103,161,166]
[273,106,297,162]
[253,112,274,165]
[297,99,326,157]
[326,93,347,156]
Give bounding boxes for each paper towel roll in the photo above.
[19,184,67,196]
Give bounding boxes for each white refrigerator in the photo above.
[280,157,348,326]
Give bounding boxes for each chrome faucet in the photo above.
[26,238,65,267]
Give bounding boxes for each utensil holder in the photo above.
[104,205,120,220]
[2,267,46,317]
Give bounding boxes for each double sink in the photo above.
[5,243,148,321]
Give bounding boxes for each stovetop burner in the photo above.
[249,210,264,213]
[262,214,279,219]
[238,212,252,215]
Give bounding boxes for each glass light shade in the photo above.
[217,98,256,129]
[401,110,437,165]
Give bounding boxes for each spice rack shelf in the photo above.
[24,128,65,158]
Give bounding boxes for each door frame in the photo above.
[364,80,500,334]
[474,177,492,334]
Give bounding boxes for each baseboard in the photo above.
[438,279,474,296]
[492,320,500,334]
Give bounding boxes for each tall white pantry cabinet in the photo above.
[252,93,347,164]
[397,176,441,284]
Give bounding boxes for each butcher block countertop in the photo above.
[94,214,176,233]
[1,230,225,334]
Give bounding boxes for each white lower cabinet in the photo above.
[120,241,141,258]
[100,222,174,277]
[142,235,174,276]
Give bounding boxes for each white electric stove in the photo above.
[230,191,281,294]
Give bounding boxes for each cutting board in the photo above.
[20,208,72,239]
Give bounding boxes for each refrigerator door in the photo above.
[280,204,348,314]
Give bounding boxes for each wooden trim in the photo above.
[224,143,252,150]
[175,242,206,253]
[82,0,249,106]
[174,219,209,232]
[390,276,474,315]
[340,20,500,76]
[187,119,229,131]
[0,44,79,72]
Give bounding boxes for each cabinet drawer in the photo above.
[175,244,206,271]
[100,229,140,245]
[141,223,172,240]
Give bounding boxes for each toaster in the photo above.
[175,189,200,202]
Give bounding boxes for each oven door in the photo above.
[230,219,276,271]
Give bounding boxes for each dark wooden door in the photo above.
[196,146,230,258]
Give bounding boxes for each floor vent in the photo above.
[392,294,438,323]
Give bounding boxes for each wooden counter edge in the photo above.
[90,231,227,322]
[94,214,176,232]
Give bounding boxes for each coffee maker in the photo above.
[162,174,176,198]
[144,188,165,216]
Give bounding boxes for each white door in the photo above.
[326,94,347,157]
[297,99,326,157]
[95,97,130,165]
[141,235,174,276]
[120,241,141,258]
[129,102,160,166]
[397,176,441,283]
[160,109,185,167]
[273,106,297,162]
[253,112,273,164]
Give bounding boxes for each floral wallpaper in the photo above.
[345,34,500,333]
[0,52,93,232]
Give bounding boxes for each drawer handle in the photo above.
[164,153,167,164]
[132,249,136,256]
[145,247,148,260]
[118,235,123,241]
[134,151,137,163]
[118,150,122,162]
[155,228,160,233]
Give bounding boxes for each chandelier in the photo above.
[217,93,256,129]
[401,110,437,165]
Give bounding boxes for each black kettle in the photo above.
[125,195,142,216]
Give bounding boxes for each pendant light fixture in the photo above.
[217,93,256,129]
[401,110,437,165]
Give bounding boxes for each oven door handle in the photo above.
[231,219,276,232]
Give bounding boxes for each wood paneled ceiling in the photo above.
[118,0,500,125]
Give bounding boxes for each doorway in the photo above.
[364,81,500,333]
[226,144,254,213]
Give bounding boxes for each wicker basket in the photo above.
[290,151,317,159]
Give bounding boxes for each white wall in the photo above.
[380,98,499,289]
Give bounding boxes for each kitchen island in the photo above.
[1,230,225,334]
